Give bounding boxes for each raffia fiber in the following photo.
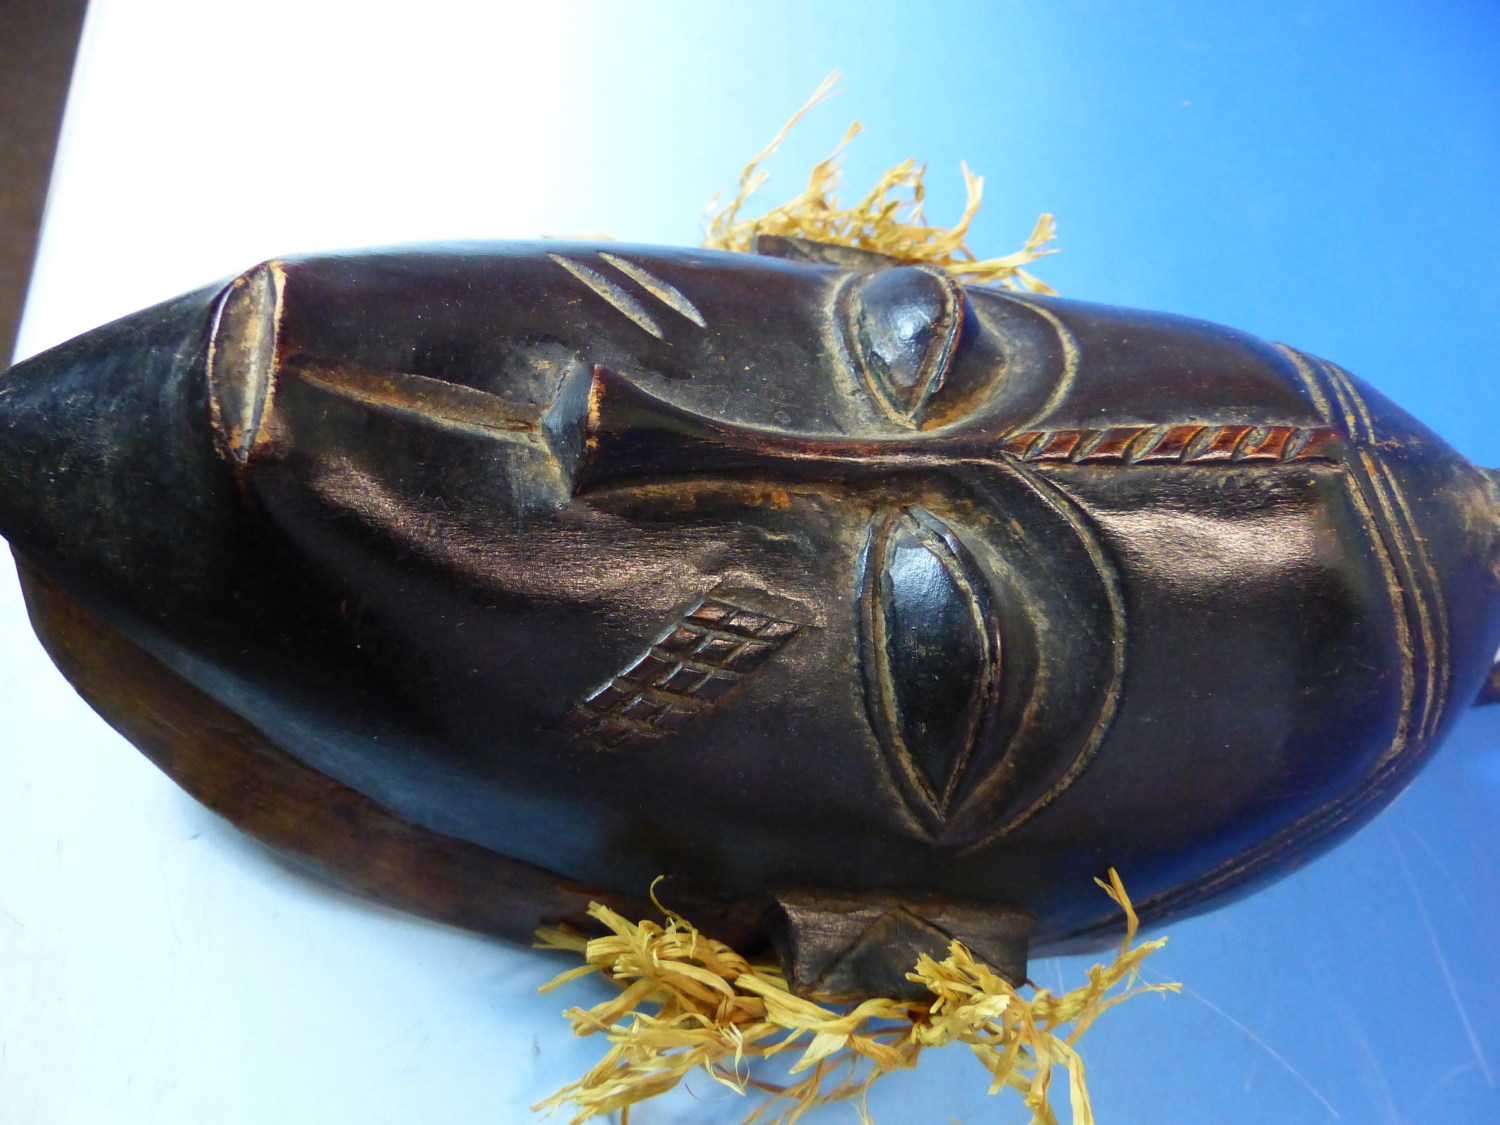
[532,870,1177,1125]
[702,71,1059,294]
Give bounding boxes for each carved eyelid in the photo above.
[844,266,965,429]
[858,507,1001,826]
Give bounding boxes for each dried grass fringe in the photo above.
[532,870,1177,1125]
[702,71,1059,294]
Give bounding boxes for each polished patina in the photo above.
[3,237,1497,1000]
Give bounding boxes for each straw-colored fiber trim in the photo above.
[703,72,1058,294]
[533,870,1176,1125]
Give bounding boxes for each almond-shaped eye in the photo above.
[847,266,965,427]
[858,507,1000,820]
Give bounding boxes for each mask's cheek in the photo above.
[234,459,880,890]
[249,440,854,726]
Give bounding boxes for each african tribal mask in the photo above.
[3,237,1497,1001]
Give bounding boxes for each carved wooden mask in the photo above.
[3,238,1497,999]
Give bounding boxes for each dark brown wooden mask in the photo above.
[3,238,1499,1001]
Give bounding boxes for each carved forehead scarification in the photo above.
[549,251,711,341]
[598,253,708,328]
[548,253,666,339]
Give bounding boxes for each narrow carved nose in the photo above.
[0,278,240,640]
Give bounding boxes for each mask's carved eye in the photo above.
[859,507,1000,821]
[847,267,965,427]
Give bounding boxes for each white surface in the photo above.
[0,559,595,1123]
[17,0,584,358]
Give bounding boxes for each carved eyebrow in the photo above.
[599,253,707,328]
[282,361,547,449]
[548,253,664,338]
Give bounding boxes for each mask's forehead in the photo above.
[274,244,1339,462]
[273,242,1096,442]
[275,241,856,433]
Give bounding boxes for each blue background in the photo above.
[6,2,1500,1123]
[680,7,1500,1121]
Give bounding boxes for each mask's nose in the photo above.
[0,276,245,643]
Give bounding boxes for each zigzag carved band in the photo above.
[1003,423,1344,466]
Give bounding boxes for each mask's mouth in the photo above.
[770,887,1032,1001]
